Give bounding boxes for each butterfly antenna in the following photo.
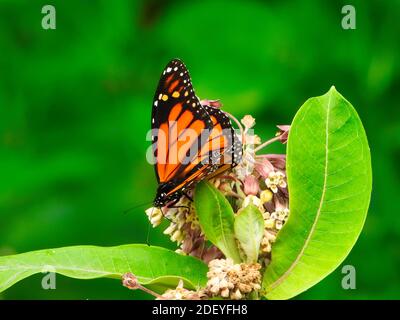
[123,200,153,215]
[145,207,155,246]
[146,222,151,246]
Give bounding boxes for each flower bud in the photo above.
[145,207,163,227]
[241,115,256,129]
[242,195,261,208]
[171,230,183,242]
[163,223,176,235]
[255,159,274,178]
[243,175,259,196]
[260,189,273,204]
[122,273,140,290]
[276,125,290,144]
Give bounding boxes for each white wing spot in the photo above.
[166,67,172,73]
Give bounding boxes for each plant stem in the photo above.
[254,135,282,153]
[137,284,165,299]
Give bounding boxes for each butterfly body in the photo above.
[151,59,242,207]
[153,181,186,207]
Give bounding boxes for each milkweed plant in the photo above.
[0,87,372,300]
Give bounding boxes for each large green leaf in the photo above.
[0,244,207,293]
[262,87,372,299]
[234,204,265,263]
[194,181,242,263]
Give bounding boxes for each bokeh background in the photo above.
[0,0,399,299]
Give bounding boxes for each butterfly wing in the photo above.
[151,59,213,187]
[151,59,242,205]
[202,104,242,168]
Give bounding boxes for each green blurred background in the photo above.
[0,0,399,299]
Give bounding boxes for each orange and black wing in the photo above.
[151,59,213,187]
[202,104,242,168]
[174,104,243,183]
[151,59,242,204]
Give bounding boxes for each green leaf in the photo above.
[234,204,265,263]
[0,244,207,293]
[194,181,242,263]
[262,87,372,300]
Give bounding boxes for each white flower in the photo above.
[275,220,283,230]
[234,149,255,180]
[260,229,276,253]
[205,258,261,300]
[242,195,263,211]
[265,171,287,193]
[145,207,163,227]
[245,134,261,145]
[267,208,290,230]
[157,280,206,300]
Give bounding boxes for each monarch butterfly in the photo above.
[151,59,242,207]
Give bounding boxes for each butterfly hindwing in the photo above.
[202,105,242,167]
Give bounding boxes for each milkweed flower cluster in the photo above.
[125,259,262,300]
[205,258,261,300]
[144,114,290,299]
[156,280,206,300]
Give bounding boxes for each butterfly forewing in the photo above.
[151,59,213,185]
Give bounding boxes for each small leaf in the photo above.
[234,204,265,263]
[194,181,242,263]
[0,244,207,293]
[262,87,372,299]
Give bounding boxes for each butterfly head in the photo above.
[153,182,182,207]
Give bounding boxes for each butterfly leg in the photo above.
[164,196,190,212]
[182,191,193,202]
[159,206,174,223]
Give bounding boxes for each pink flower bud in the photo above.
[243,175,260,196]
[122,273,140,290]
[255,159,274,178]
[200,99,222,108]
[276,125,290,144]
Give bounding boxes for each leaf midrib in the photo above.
[207,183,231,254]
[266,91,333,292]
[246,210,260,261]
[0,264,119,275]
